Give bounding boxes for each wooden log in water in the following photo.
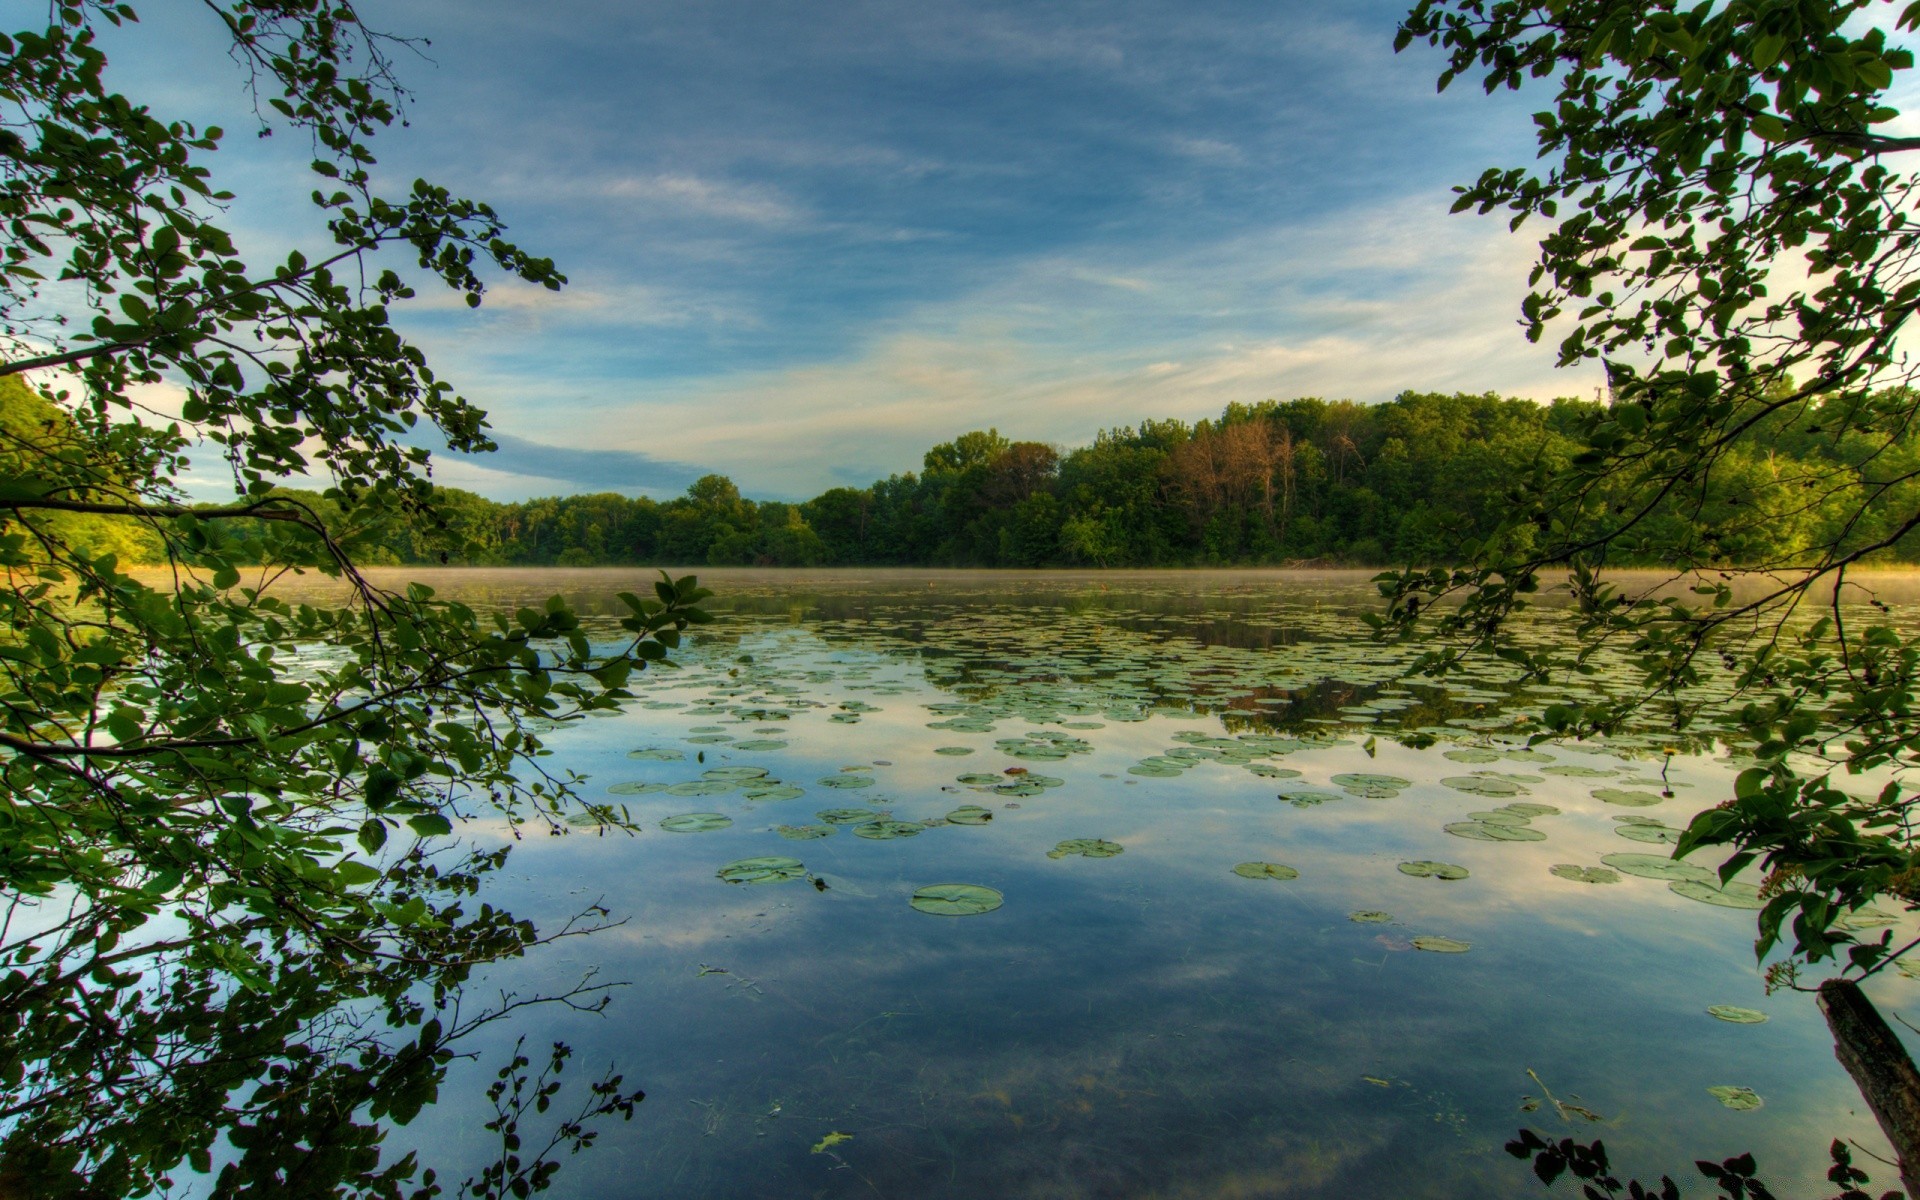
[1819,977,1920,1198]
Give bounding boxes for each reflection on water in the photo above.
[369,569,1915,1198]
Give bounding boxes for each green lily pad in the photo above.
[742,784,806,803]
[1232,862,1300,880]
[945,805,995,825]
[668,780,735,796]
[733,739,789,751]
[1349,910,1394,923]
[1441,775,1526,797]
[816,808,879,826]
[1278,790,1344,808]
[1670,880,1766,910]
[957,773,1003,786]
[819,774,876,789]
[1466,809,1533,825]
[1707,1085,1762,1111]
[1247,764,1304,779]
[717,856,806,884]
[1707,1005,1768,1024]
[686,734,735,744]
[910,883,1004,916]
[1599,852,1714,883]
[703,766,769,780]
[1614,823,1681,844]
[627,748,685,761]
[1048,838,1123,859]
[1446,820,1546,841]
[661,813,732,833]
[1541,765,1617,778]
[934,746,975,756]
[1128,763,1184,778]
[1398,861,1470,880]
[853,820,924,840]
[1550,864,1621,885]
[1442,748,1501,763]
[607,781,669,795]
[1503,802,1562,816]
[1411,936,1471,954]
[1333,773,1412,797]
[1593,788,1664,807]
[776,824,834,840]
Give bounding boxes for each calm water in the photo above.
[359,568,1914,1199]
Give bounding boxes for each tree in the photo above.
[1390,0,1920,1184]
[0,3,708,1194]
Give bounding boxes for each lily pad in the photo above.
[818,775,876,789]
[1541,765,1617,778]
[660,813,732,833]
[1398,861,1470,880]
[1411,936,1471,954]
[776,824,834,840]
[1349,910,1394,923]
[1446,821,1546,842]
[686,734,734,745]
[934,746,975,756]
[1669,880,1766,910]
[1550,864,1621,885]
[910,883,1004,916]
[667,779,735,797]
[733,739,789,751]
[606,781,669,795]
[1332,773,1412,797]
[703,766,769,780]
[1599,852,1714,883]
[1441,775,1526,797]
[1048,838,1124,859]
[853,819,925,840]
[1278,790,1344,808]
[1442,748,1501,763]
[717,856,806,884]
[742,784,806,803]
[1707,1005,1768,1024]
[1614,822,1681,845]
[1247,764,1304,779]
[627,748,685,762]
[1503,802,1562,817]
[1593,788,1664,807]
[945,805,995,825]
[816,808,880,826]
[1707,1085,1762,1111]
[956,773,1003,786]
[1232,862,1300,881]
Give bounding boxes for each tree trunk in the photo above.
[1819,977,1920,1198]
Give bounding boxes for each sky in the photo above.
[114,0,1600,501]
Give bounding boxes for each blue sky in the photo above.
[120,0,1598,500]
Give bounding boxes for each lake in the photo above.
[360,567,1909,1198]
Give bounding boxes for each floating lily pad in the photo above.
[1542,765,1617,778]
[1128,763,1184,778]
[1349,910,1394,923]
[816,808,879,826]
[1599,852,1714,883]
[717,856,806,884]
[733,739,789,751]
[1550,864,1621,885]
[1441,775,1526,797]
[956,773,1002,786]
[703,766,769,780]
[627,748,685,762]
[1247,764,1304,779]
[818,775,875,789]
[1278,790,1344,808]
[776,824,834,840]
[1707,1005,1768,1024]
[1048,838,1123,859]
[1446,821,1546,842]
[1614,822,1681,844]
[1230,861,1299,881]
[607,781,669,795]
[1707,1085,1762,1111]
[1466,809,1533,826]
[853,820,924,840]
[910,883,1004,916]
[934,747,975,756]
[1503,802,1562,817]
[742,784,806,803]
[1593,788,1664,807]
[946,805,995,825]
[1411,936,1471,954]
[1442,748,1501,763]
[1398,861,1469,880]
[686,734,735,744]
[668,780,735,796]
[661,813,732,833]
[1333,773,1411,797]
[1670,880,1766,910]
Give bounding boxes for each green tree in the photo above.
[0,3,708,1194]
[1390,0,1920,1181]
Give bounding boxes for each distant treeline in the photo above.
[15,381,1911,569]
[314,388,1919,568]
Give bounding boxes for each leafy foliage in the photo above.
[0,1,708,1193]
[1507,1131,1898,1200]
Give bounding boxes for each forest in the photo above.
[20,379,1918,570]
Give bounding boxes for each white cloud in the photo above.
[600,173,804,226]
